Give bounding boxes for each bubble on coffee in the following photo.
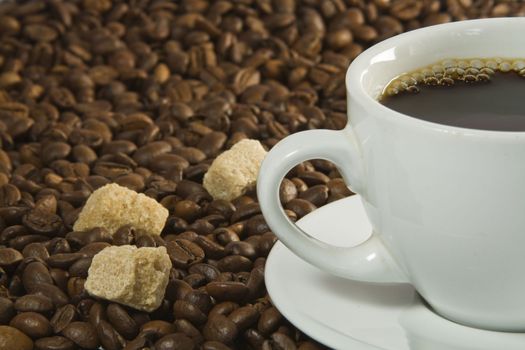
[380,58,525,131]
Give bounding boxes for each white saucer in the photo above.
[265,195,525,350]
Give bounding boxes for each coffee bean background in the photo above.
[0,1,522,349]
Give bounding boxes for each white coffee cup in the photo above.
[257,18,525,332]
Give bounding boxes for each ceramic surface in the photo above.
[258,18,525,331]
[266,196,525,350]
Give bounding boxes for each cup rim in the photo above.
[345,17,525,138]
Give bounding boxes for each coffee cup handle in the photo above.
[257,129,409,283]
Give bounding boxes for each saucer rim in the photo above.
[266,241,386,350]
[265,196,387,350]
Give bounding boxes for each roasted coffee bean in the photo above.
[76,299,96,321]
[266,332,297,350]
[175,180,208,198]
[244,215,269,236]
[297,341,324,350]
[153,235,167,247]
[0,184,21,207]
[1,226,28,243]
[245,328,266,350]
[214,228,240,246]
[0,266,9,287]
[155,333,196,350]
[202,341,233,350]
[215,272,235,283]
[203,314,238,344]
[184,289,214,314]
[258,307,283,335]
[284,199,317,219]
[194,236,226,260]
[0,325,33,350]
[97,319,126,350]
[197,131,227,157]
[129,312,150,329]
[188,263,221,282]
[173,318,203,343]
[259,233,278,257]
[8,275,24,297]
[230,203,261,223]
[47,253,84,269]
[9,234,49,250]
[0,297,15,324]
[62,321,99,349]
[115,173,145,192]
[107,303,139,340]
[102,141,137,155]
[72,145,97,164]
[299,185,329,207]
[225,241,257,259]
[291,177,308,193]
[174,200,202,222]
[22,261,53,291]
[173,147,207,164]
[34,336,76,350]
[228,305,260,331]
[184,273,207,288]
[140,320,176,339]
[10,311,52,338]
[173,299,207,325]
[33,195,58,214]
[41,142,71,164]
[169,231,198,242]
[327,178,353,197]
[199,217,225,230]
[68,257,92,277]
[208,302,239,319]
[166,239,205,268]
[135,234,156,247]
[49,268,69,291]
[149,299,172,321]
[0,153,11,176]
[46,238,71,255]
[150,153,189,173]
[65,227,112,248]
[297,171,330,186]
[0,207,30,224]
[423,11,452,26]
[78,242,111,257]
[66,277,86,299]
[14,294,54,314]
[22,242,50,260]
[217,255,253,272]
[188,218,215,235]
[0,247,23,268]
[122,333,152,350]
[50,304,77,333]
[237,271,252,285]
[133,141,172,167]
[113,225,136,246]
[206,282,249,302]
[88,302,105,329]
[165,277,193,301]
[326,28,353,49]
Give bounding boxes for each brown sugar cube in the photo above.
[85,245,171,312]
[203,139,267,201]
[73,183,168,237]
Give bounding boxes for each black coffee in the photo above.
[379,59,525,131]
